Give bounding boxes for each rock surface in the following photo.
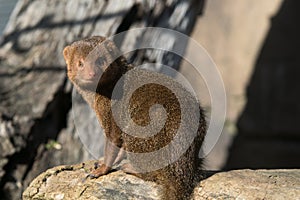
[192,169,300,200]
[225,0,300,169]
[23,161,164,200]
[23,162,300,200]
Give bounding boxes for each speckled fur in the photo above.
[63,36,206,200]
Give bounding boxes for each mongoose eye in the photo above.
[78,60,84,68]
[95,57,106,67]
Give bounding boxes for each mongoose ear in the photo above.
[103,40,121,58]
[63,46,72,64]
[106,41,114,52]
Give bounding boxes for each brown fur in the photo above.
[63,36,206,200]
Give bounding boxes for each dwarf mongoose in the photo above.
[63,36,206,199]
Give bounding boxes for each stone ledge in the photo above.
[23,161,299,200]
[192,169,299,200]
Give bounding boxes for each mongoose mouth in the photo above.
[76,75,100,85]
[81,78,99,84]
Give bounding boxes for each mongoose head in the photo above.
[63,36,124,91]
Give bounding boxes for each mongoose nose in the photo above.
[89,72,96,78]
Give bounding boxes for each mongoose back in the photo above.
[63,36,206,200]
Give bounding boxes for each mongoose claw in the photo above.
[86,173,98,179]
[81,176,88,183]
[94,160,104,169]
[87,164,111,179]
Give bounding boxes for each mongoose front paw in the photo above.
[94,161,103,169]
[87,164,111,179]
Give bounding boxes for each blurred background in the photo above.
[0,0,299,199]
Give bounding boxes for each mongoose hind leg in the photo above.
[121,162,138,175]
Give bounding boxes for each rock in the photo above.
[0,136,15,181]
[23,161,164,200]
[226,0,300,169]
[192,169,300,200]
[23,164,300,200]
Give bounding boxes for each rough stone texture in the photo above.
[225,0,300,169]
[23,161,164,200]
[23,163,300,200]
[182,0,300,170]
[179,0,284,170]
[0,0,202,199]
[192,169,300,200]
